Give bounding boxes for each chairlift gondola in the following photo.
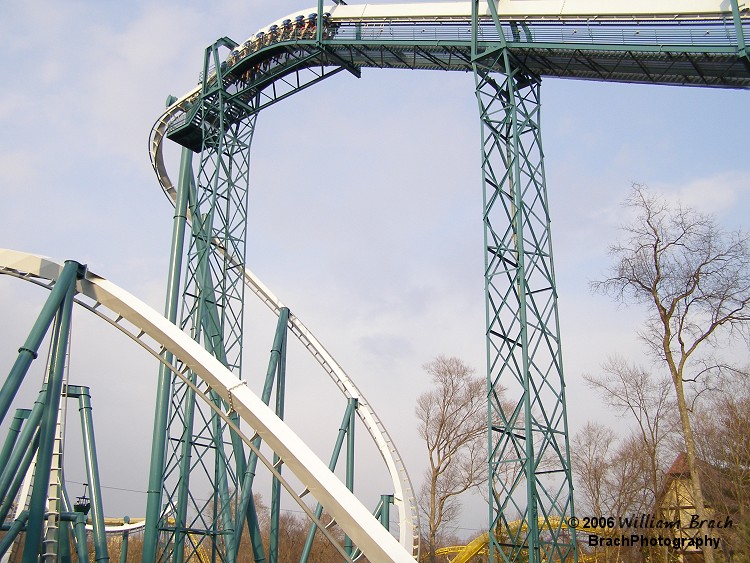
[74,483,91,515]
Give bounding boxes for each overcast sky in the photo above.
[1,0,749,542]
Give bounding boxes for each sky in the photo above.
[1,0,749,544]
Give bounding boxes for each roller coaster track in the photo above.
[148,2,748,560]
[436,519,626,563]
[150,0,750,155]
[150,0,750,163]
[143,3,750,561]
[0,249,416,563]
[437,518,570,563]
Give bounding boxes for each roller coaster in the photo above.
[1,1,748,561]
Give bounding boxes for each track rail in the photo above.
[0,249,415,563]
[87,519,147,534]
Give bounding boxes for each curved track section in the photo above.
[87,519,147,534]
[0,249,415,563]
[149,0,749,183]
[148,0,750,155]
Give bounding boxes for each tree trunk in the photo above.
[671,370,715,563]
[657,281,715,563]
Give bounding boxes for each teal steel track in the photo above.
[165,11,750,150]
[166,9,750,137]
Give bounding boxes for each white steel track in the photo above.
[0,249,415,563]
[273,0,735,26]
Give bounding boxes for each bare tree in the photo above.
[585,356,676,510]
[606,434,653,518]
[592,184,750,563]
[584,358,678,563]
[572,424,652,563]
[571,422,617,517]
[693,375,750,561]
[416,355,487,563]
[574,427,653,519]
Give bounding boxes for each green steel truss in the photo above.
[153,39,258,563]
[473,51,576,562]
[471,6,576,561]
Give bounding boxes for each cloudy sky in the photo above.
[1,0,748,542]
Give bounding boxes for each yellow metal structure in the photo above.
[439,518,628,562]
[441,517,569,562]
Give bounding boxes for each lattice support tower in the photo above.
[148,38,258,563]
[472,3,577,561]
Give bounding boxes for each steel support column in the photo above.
[120,517,131,563]
[143,145,192,562]
[0,411,41,526]
[0,409,30,470]
[0,511,28,558]
[379,495,393,530]
[344,398,355,557]
[22,262,77,562]
[232,308,290,563]
[472,5,576,559]
[268,324,286,563]
[72,513,88,562]
[730,0,749,59]
[0,407,38,526]
[59,518,72,563]
[300,397,358,563]
[0,261,79,426]
[75,386,109,562]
